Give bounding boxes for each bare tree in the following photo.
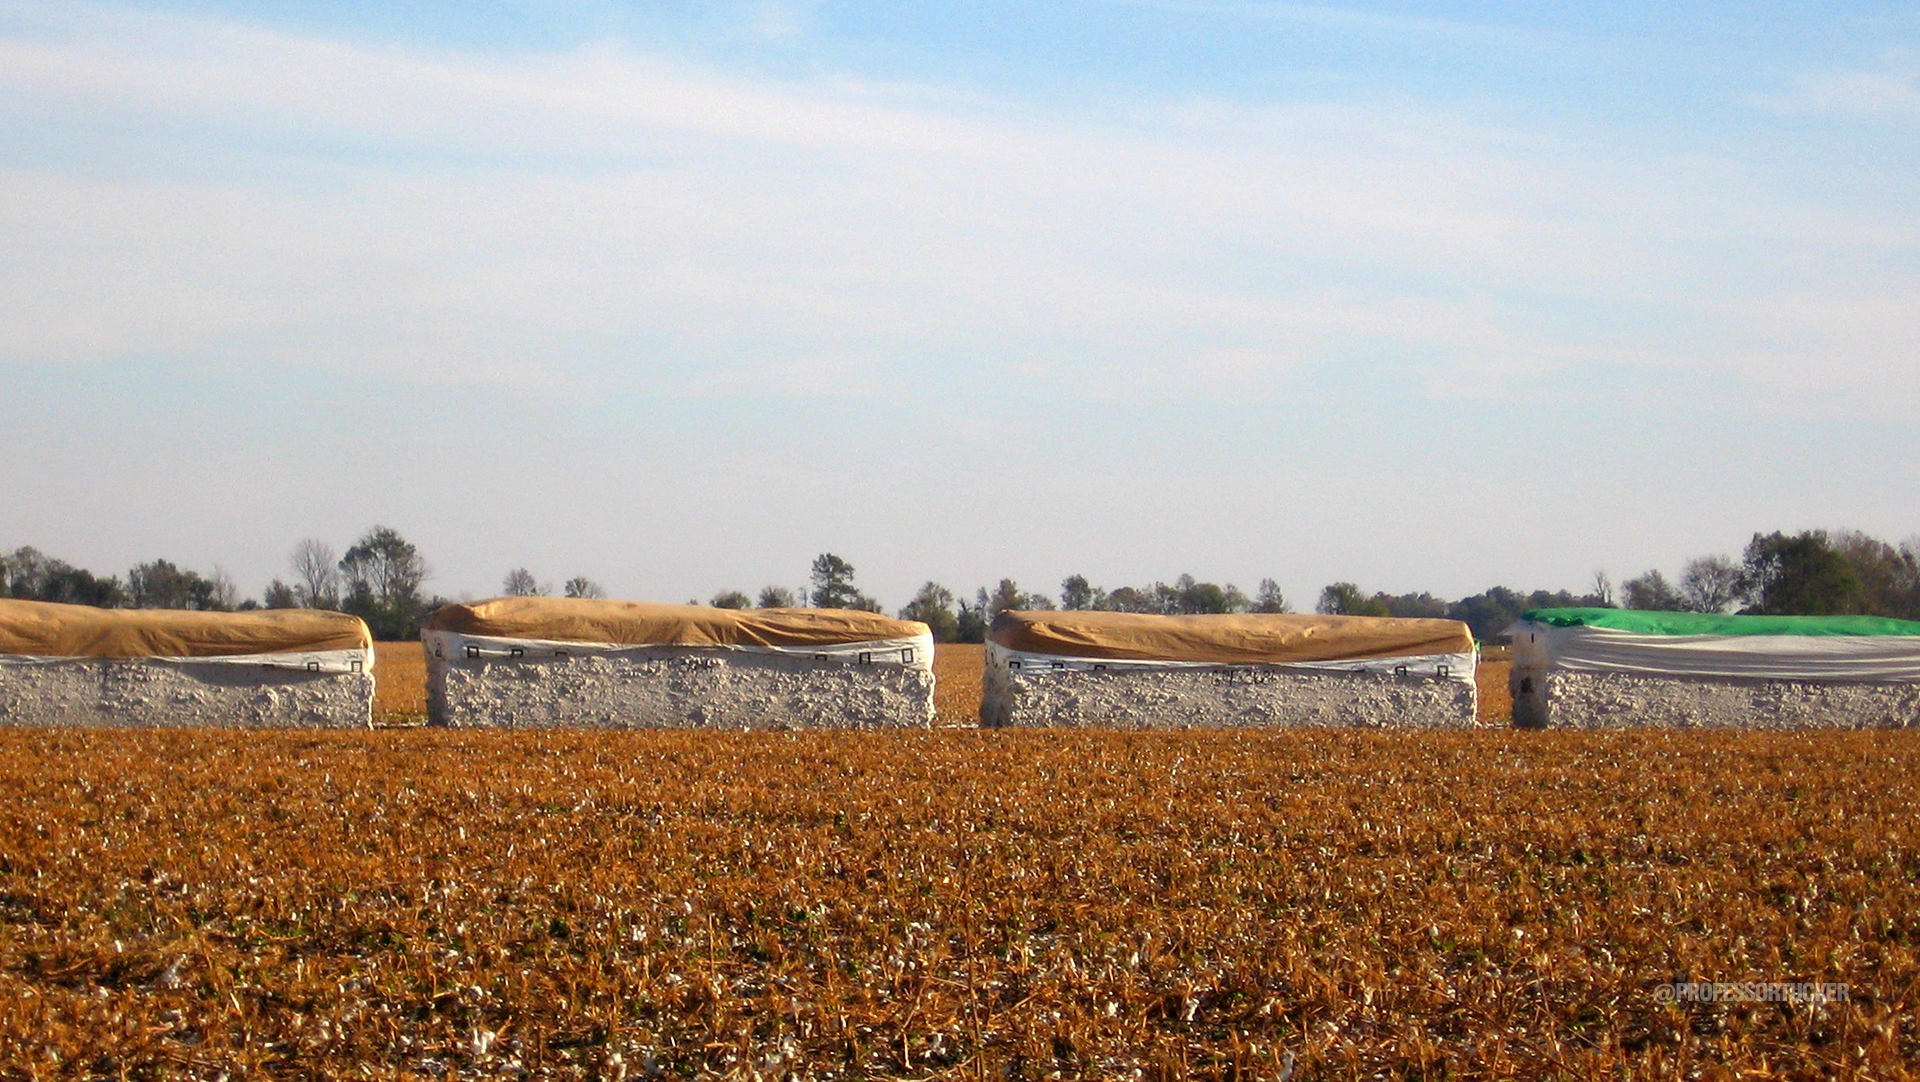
[291,539,339,609]
[564,576,606,600]
[1590,571,1615,607]
[756,585,797,608]
[1678,555,1742,613]
[208,566,240,611]
[502,568,546,596]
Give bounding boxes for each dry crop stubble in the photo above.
[373,641,427,723]
[931,644,984,726]
[0,729,1915,1080]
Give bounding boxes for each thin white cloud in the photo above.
[744,1,821,43]
[1078,0,1560,51]
[0,1,1915,419]
[1763,67,1920,117]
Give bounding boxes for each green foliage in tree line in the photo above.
[807,553,881,613]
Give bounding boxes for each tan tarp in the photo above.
[990,610,1474,665]
[426,597,930,648]
[0,599,372,658]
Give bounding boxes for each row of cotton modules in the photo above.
[421,601,1480,729]
[0,598,375,728]
[6,595,1920,729]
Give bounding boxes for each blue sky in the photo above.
[2,0,1916,610]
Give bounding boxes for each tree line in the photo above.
[0,527,453,641]
[1298,529,1920,639]
[5,527,1916,643]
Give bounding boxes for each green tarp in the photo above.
[1521,608,1920,637]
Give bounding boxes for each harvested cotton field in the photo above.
[424,597,934,729]
[0,599,374,729]
[984,609,1478,728]
[2,728,1916,1080]
[1511,609,1920,729]
[931,643,985,725]
[372,642,428,723]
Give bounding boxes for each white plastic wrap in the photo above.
[988,640,1475,684]
[1509,621,1920,683]
[0,647,373,675]
[424,630,934,672]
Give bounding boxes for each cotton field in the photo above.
[1,728,1915,1079]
